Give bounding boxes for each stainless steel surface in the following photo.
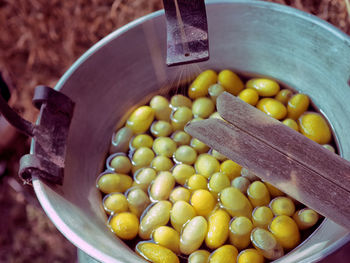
[32,0,350,262]
[163,0,209,66]
[78,249,101,263]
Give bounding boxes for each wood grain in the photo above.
[217,92,350,192]
[185,118,350,229]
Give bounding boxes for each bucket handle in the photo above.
[0,85,75,185]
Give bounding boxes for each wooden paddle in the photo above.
[185,92,350,230]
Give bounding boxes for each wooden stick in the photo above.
[185,92,350,230]
[217,92,350,191]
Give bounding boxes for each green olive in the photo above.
[192,97,215,118]
[152,137,177,157]
[171,130,192,146]
[97,173,133,194]
[150,120,173,137]
[132,147,155,168]
[174,145,197,165]
[150,95,172,121]
[171,106,193,130]
[131,134,153,149]
[110,127,133,153]
[109,154,132,174]
[170,94,193,109]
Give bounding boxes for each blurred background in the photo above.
[0,0,349,262]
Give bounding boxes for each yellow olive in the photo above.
[170,94,193,109]
[150,120,173,137]
[270,197,295,216]
[103,193,129,214]
[298,112,331,144]
[287,93,310,120]
[275,88,293,105]
[180,216,208,255]
[237,248,264,263]
[269,215,300,250]
[238,88,259,106]
[171,130,192,146]
[97,173,133,194]
[170,200,196,232]
[293,208,319,230]
[188,250,211,263]
[208,84,225,104]
[150,95,172,121]
[172,164,196,185]
[169,187,191,203]
[171,106,193,130]
[246,78,280,97]
[109,154,132,174]
[192,97,215,118]
[149,171,175,201]
[218,69,244,95]
[127,187,150,218]
[205,209,230,249]
[126,105,155,134]
[186,174,208,192]
[229,216,253,250]
[219,187,252,218]
[139,201,172,239]
[282,118,299,131]
[250,228,284,260]
[132,147,155,168]
[247,181,271,207]
[208,172,230,197]
[136,242,179,263]
[109,212,139,240]
[257,98,287,120]
[190,189,216,217]
[190,138,210,154]
[220,160,242,180]
[209,244,238,263]
[131,134,154,149]
[152,226,180,254]
[195,153,220,178]
[110,126,133,153]
[174,145,198,165]
[151,156,174,172]
[252,206,274,229]
[188,70,218,99]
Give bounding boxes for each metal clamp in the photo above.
[163,0,209,66]
[0,85,74,185]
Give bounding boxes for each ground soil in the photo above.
[0,0,349,262]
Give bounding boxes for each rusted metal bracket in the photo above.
[0,85,74,185]
[163,0,209,66]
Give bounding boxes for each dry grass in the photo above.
[0,0,348,122]
[0,0,349,262]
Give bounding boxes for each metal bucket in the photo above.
[32,0,350,262]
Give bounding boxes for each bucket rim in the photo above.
[33,1,350,262]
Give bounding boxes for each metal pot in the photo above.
[31,0,350,262]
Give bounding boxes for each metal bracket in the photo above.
[0,85,74,185]
[163,0,209,66]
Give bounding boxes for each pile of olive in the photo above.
[96,69,334,263]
